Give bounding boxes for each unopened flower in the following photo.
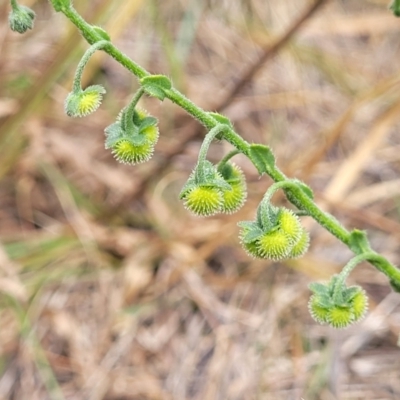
[9,4,35,34]
[65,85,106,117]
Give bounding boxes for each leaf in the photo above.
[348,230,370,254]
[293,179,314,200]
[209,112,233,128]
[140,75,172,101]
[248,144,275,175]
[92,26,111,41]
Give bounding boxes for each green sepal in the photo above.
[248,144,275,175]
[179,181,197,200]
[313,294,334,309]
[140,75,172,101]
[343,286,362,302]
[348,230,370,254]
[209,112,233,127]
[256,203,278,231]
[129,134,147,146]
[139,117,158,132]
[104,122,125,148]
[50,0,70,12]
[92,26,111,41]
[238,221,264,244]
[309,282,329,296]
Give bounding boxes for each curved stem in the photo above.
[72,40,110,92]
[217,149,241,172]
[195,124,227,183]
[123,87,145,132]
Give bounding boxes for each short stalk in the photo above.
[72,40,110,93]
[10,0,18,11]
[217,149,241,172]
[195,124,227,183]
[123,88,145,132]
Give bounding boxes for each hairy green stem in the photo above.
[217,149,241,171]
[123,87,145,132]
[55,1,400,288]
[10,0,18,11]
[72,40,110,92]
[195,124,227,182]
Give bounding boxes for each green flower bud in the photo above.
[257,229,292,260]
[9,4,35,34]
[111,139,154,164]
[350,288,368,322]
[287,228,310,259]
[105,108,159,165]
[277,208,302,244]
[308,295,329,325]
[65,85,106,117]
[309,278,369,329]
[238,225,264,259]
[327,306,354,329]
[218,163,247,214]
[183,186,223,217]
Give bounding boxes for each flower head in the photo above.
[105,108,159,165]
[308,280,369,329]
[65,85,106,118]
[218,163,247,214]
[9,5,35,34]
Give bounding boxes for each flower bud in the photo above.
[277,208,302,244]
[105,108,159,165]
[218,163,247,214]
[257,229,292,260]
[287,228,309,259]
[9,4,35,34]
[65,85,106,117]
[184,186,223,217]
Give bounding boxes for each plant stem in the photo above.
[195,124,227,182]
[56,2,400,289]
[72,40,110,92]
[123,87,145,132]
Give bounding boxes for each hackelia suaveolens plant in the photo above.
[7,0,400,331]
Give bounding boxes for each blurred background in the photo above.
[1,0,400,399]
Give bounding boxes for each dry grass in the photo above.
[1,0,400,399]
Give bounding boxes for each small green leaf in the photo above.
[248,144,275,175]
[348,230,370,254]
[209,112,233,128]
[140,75,172,101]
[293,179,314,200]
[242,227,264,244]
[92,26,111,41]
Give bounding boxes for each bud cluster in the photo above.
[308,277,368,329]
[238,204,309,260]
[180,161,247,217]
